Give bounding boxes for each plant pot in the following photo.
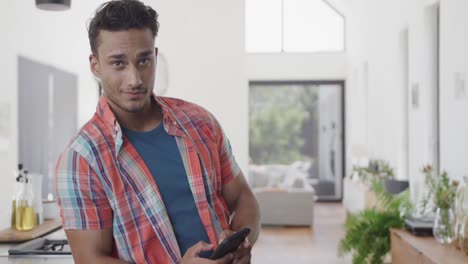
[384,179,409,195]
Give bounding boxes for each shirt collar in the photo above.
[96,93,185,153]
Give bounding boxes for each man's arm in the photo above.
[65,229,128,264]
[56,148,120,263]
[222,171,260,246]
[208,111,260,244]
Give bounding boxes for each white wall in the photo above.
[0,0,246,229]
[407,0,441,204]
[439,0,468,182]
[346,0,424,181]
[0,1,11,230]
[247,53,346,81]
[345,0,468,204]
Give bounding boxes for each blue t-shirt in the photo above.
[122,123,212,258]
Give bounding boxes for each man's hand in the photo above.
[180,241,234,264]
[218,230,252,264]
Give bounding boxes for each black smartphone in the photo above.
[209,227,251,260]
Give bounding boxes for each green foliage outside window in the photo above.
[249,85,318,165]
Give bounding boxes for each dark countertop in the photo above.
[0,229,74,263]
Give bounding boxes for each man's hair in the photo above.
[88,0,159,55]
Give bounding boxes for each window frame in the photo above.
[248,79,346,200]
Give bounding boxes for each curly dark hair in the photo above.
[88,0,159,55]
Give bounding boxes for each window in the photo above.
[248,81,344,200]
[246,0,345,53]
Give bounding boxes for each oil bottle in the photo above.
[11,164,23,228]
[15,170,36,231]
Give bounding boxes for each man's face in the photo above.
[90,28,157,113]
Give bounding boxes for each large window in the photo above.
[246,0,345,53]
[248,81,344,200]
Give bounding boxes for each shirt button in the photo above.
[173,121,177,126]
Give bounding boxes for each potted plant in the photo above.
[339,179,412,264]
[352,159,409,195]
[421,165,459,244]
[351,160,394,185]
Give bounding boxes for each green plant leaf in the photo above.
[339,163,409,263]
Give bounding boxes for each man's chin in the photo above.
[123,104,146,113]
[112,99,145,113]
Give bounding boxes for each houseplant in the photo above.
[351,160,394,187]
[421,165,459,244]
[339,179,411,264]
[351,159,409,194]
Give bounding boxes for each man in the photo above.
[55,1,260,263]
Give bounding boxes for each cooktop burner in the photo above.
[9,238,71,255]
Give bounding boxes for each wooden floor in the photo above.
[251,202,352,264]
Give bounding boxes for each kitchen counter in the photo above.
[0,229,74,263]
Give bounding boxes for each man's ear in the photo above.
[89,54,101,78]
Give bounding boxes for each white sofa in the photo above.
[249,161,317,226]
[255,189,317,226]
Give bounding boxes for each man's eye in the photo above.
[140,58,150,65]
[112,61,123,67]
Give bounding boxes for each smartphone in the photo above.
[209,227,251,260]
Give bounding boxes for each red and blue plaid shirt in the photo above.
[55,95,240,263]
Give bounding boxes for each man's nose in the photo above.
[126,65,143,89]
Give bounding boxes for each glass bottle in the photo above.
[15,170,36,231]
[11,164,23,228]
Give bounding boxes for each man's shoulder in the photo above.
[160,96,209,113]
[160,96,216,125]
[60,113,110,160]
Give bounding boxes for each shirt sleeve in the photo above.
[212,117,242,185]
[55,148,113,230]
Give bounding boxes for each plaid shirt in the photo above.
[55,95,240,263]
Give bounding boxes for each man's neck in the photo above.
[109,97,163,132]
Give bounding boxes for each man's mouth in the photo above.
[123,91,146,99]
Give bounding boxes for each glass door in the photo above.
[248,81,344,200]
